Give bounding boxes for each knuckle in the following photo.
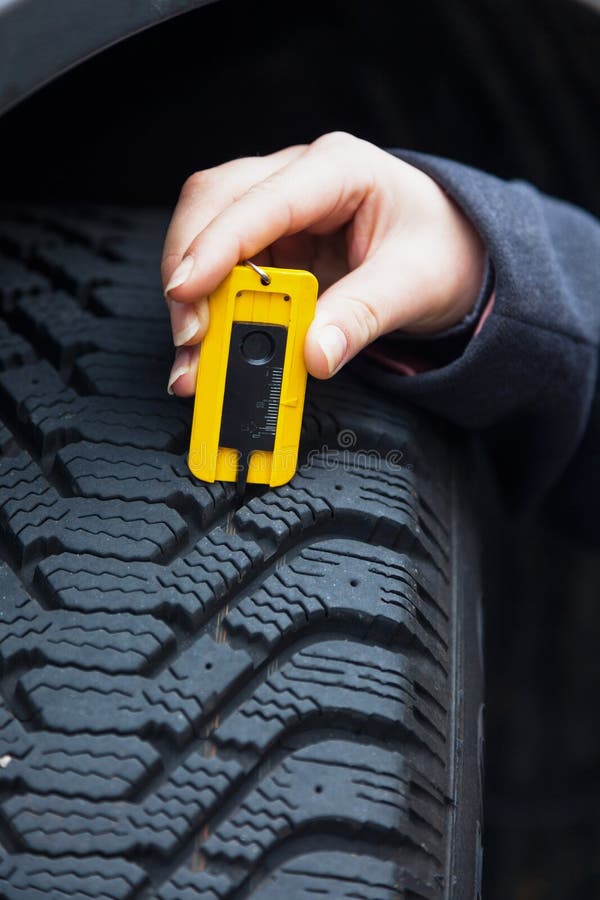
[160,250,184,284]
[315,130,354,150]
[181,169,211,197]
[347,295,380,345]
[183,156,258,198]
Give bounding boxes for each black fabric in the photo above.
[350,150,600,543]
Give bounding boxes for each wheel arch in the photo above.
[0,0,213,116]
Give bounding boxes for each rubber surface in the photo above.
[0,0,213,116]
[0,206,483,899]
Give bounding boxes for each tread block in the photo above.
[0,361,189,454]
[0,219,61,258]
[0,450,187,564]
[0,852,147,900]
[248,852,432,900]
[103,233,166,265]
[14,292,171,365]
[37,528,263,624]
[0,568,175,675]
[160,852,433,900]
[226,538,449,660]
[2,753,243,857]
[90,285,167,320]
[0,320,36,370]
[74,351,169,397]
[32,207,168,250]
[235,454,449,574]
[0,702,159,800]
[158,871,229,900]
[215,640,447,762]
[199,741,444,887]
[32,211,144,249]
[0,422,17,455]
[0,256,50,309]
[207,740,444,859]
[303,373,447,478]
[18,635,254,744]
[57,441,233,525]
[32,243,159,298]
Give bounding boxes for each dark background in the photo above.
[1,0,599,215]
[1,1,600,896]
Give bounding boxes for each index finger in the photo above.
[164,132,375,304]
[161,144,306,295]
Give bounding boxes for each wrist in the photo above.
[446,196,488,325]
[393,165,488,337]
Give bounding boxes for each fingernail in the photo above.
[165,255,194,295]
[169,299,202,346]
[167,346,193,395]
[317,324,347,375]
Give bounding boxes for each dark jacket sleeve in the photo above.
[348,150,600,542]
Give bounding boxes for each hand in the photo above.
[161,131,486,395]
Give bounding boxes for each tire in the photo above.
[0,205,484,900]
[0,0,209,117]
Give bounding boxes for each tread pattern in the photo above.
[3,753,244,856]
[19,634,253,743]
[73,352,170,397]
[0,573,174,676]
[0,206,479,899]
[56,440,234,523]
[0,360,189,456]
[0,698,160,800]
[0,852,147,900]
[227,539,448,657]
[0,449,187,565]
[13,292,171,365]
[38,528,263,622]
[214,640,447,758]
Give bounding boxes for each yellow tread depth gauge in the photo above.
[188,263,318,492]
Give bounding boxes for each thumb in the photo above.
[304,253,402,379]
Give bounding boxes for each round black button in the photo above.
[240,330,275,365]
